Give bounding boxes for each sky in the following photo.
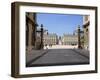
[37,13,83,36]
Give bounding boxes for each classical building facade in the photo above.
[43,33,58,46]
[61,34,78,45]
[83,15,90,49]
[26,12,37,51]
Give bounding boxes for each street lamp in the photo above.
[36,24,49,49]
[77,25,84,49]
[77,26,81,49]
[40,24,43,49]
[40,24,49,49]
[36,24,44,49]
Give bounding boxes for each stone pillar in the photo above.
[26,13,37,52]
[27,23,33,51]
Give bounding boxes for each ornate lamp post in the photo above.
[36,24,44,49]
[36,24,48,49]
[77,25,84,49]
[40,24,43,49]
[78,26,81,49]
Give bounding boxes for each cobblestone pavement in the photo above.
[26,49,89,67]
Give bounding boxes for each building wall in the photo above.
[83,15,90,49]
[43,33,58,46]
[62,34,78,45]
[26,13,37,51]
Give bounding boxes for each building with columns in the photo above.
[61,34,78,45]
[26,12,37,51]
[43,33,58,46]
[83,15,90,49]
